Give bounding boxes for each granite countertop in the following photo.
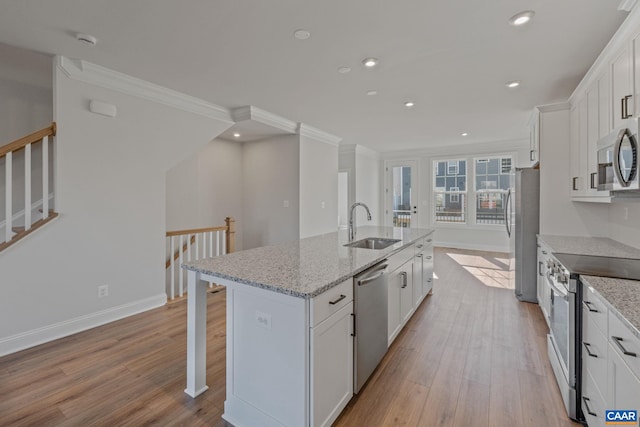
[183,226,434,299]
[537,235,640,259]
[580,275,640,339]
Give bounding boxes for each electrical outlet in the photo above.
[255,311,272,329]
[321,201,325,209]
[98,285,109,298]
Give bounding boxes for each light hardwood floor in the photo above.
[0,248,580,426]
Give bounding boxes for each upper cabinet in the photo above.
[611,44,634,130]
[528,108,540,167]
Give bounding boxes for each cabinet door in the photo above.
[608,343,640,413]
[388,269,402,345]
[529,109,540,166]
[400,262,414,324]
[413,253,424,307]
[311,302,353,427]
[612,44,634,130]
[570,102,583,195]
[586,81,600,195]
[599,67,611,138]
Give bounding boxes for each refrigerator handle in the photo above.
[504,188,512,238]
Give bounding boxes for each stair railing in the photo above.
[0,123,58,252]
[165,217,235,300]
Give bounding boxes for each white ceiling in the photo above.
[0,0,628,152]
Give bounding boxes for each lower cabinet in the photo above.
[388,259,413,346]
[607,343,640,415]
[536,241,551,327]
[310,302,354,427]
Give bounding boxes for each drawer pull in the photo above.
[583,300,598,313]
[416,244,424,249]
[582,397,597,417]
[583,342,598,358]
[426,239,432,243]
[400,271,408,288]
[350,313,356,337]
[426,255,432,260]
[329,294,346,305]
[612,336,637,357]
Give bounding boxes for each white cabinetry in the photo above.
[388,258,413,345]
[608,344,640,414]
[611,44,634,130]
[311,301,353,427]
[570,99,587,196]
[528,108,540,167]
[536,240,551,326]
[413,236,434,307]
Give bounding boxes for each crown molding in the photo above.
[339,144,356,154]
[231,106,297,134]
[55,56,233,123]
[381,138,529,159]
[297,123,342,147]
[536,102,571,113]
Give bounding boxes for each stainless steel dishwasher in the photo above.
[353,260,389,393]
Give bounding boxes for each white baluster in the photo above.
[209,231,214,258]
[170,236,175,299]
[195,232,200,261]
[24,143,31,231]
[216,231,220,256]
[5,151,12,242]
[42,136,49,219]
[187,234,192,262]
[179,234,184,297]
[222,230,226,254]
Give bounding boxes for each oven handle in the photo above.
[546,271,569,300]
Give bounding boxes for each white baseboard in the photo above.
[0,293,167,357]
[434,240,510,254]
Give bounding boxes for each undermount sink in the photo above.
[344,237,401,250]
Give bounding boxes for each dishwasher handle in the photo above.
[357,263,388,286]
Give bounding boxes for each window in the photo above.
[475,157,513,225]
[433,159,466,223]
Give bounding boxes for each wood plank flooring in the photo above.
[0,248,580,426]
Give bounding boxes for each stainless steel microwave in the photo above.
[597,119,639,191]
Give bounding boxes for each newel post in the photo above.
[225,217,235,253]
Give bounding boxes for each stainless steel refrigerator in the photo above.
[505,168,540,302]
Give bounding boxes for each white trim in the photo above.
[355,145,381,159]
[0,293,167,357]
[434,241,509,254]
[382,138,528,159]
[56,56,233,123]
[231,106,297,134]
[619,0,638,12]
[297,123,342,146]
[537,102,571,113]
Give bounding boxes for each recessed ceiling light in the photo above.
[461,132,469,137]
[337,66,351,74]
[508,11,535,26]
[233,132,241,138]
[506,80,521,88]
[367,90,378,96]
[362,58,379,68]
[293,29,311,40]
[404,101,415,108]
[76,33,97,46]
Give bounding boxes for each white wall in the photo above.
[0,43,53,223]
[299,136,338,238]
[166,137,244,248]
[0,43,52,144]
[355,146,381,226]
[0,58,231,355]
[243,135,299,248]
[538,108,609,236]
[608,202,640,248]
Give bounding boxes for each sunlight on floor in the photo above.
[446,250,515,289]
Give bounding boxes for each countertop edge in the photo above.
[184,228,434,299]
[580,276,640,340]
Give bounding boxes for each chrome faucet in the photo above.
[349,202,372,241]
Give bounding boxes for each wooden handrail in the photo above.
[166,225,228,237]
[0,122,56,158]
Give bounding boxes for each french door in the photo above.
[385,160,419,228]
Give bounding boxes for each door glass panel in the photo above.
[392,166,413,227]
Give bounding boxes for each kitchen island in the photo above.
[182,225,434,427]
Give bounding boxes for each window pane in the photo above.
[476,191,507,225]
[434,193,466,223]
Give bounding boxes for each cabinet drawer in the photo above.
[582,311,608,397]
[608,310,640,379]
[582,284,608,335]
[413,235,433,255]
[581,367,607,427]
[311,279,353,327]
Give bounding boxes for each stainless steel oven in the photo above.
[545,256,580,421]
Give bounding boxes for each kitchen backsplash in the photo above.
[609,202,640,249]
